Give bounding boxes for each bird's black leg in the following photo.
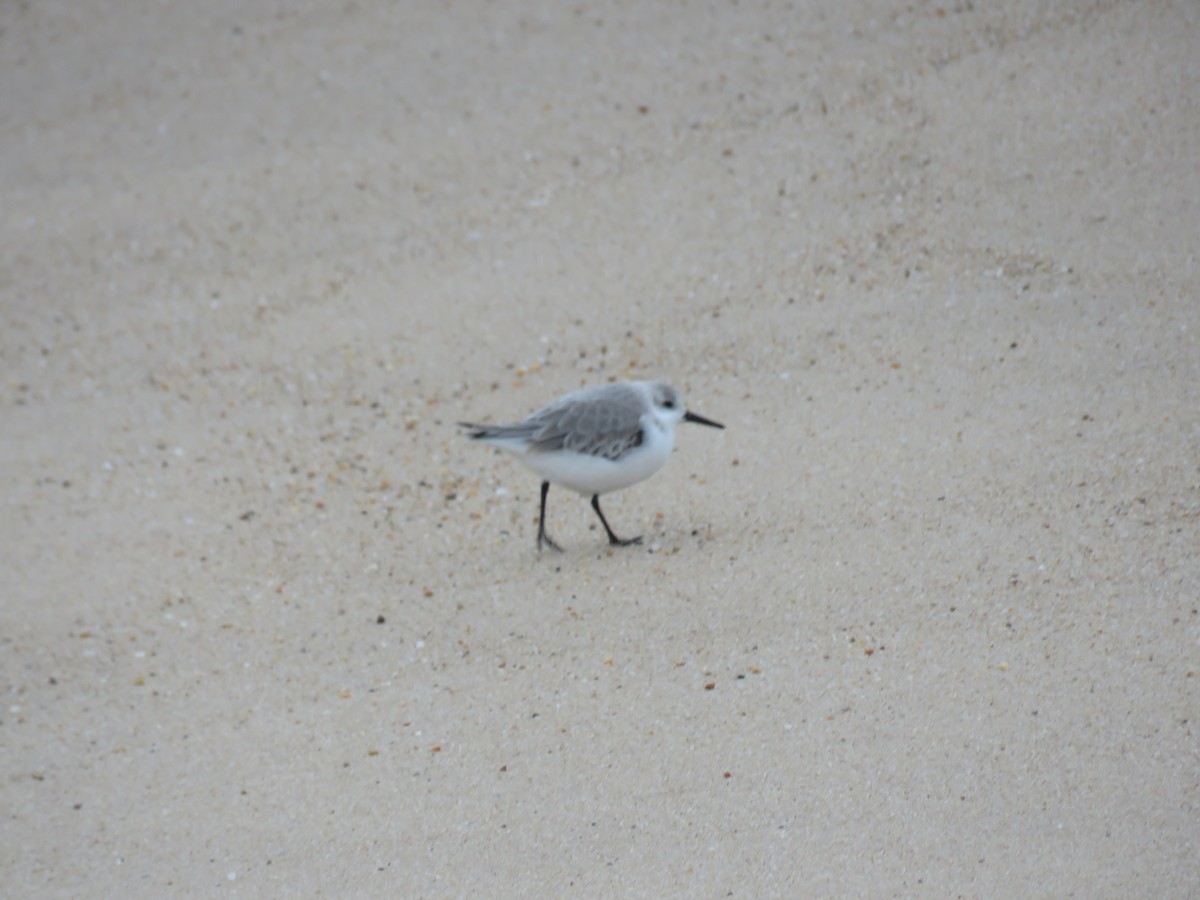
[590,494,642,547]
[537,481,563,552]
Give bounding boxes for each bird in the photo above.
[460,380,724,551]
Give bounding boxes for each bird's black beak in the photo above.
[684,410,724,429]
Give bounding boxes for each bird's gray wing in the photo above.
[526,390,644,460]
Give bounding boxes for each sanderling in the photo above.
[461,380,724,551]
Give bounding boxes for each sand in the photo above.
[3,1,1197,895]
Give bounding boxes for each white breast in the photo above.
[516,417,675,496]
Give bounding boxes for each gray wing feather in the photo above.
[529,385,644,460]
[464,385,645,461]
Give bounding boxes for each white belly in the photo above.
[515,424,674,496]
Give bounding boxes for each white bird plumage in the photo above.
[461,380,724,551]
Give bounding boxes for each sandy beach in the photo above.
[3,1,1197,894]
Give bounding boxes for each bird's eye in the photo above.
[662,399,675,408]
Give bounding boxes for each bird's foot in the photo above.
[609,534,643,547]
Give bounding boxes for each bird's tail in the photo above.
[458,421,542,452]
[458,422,536,440]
